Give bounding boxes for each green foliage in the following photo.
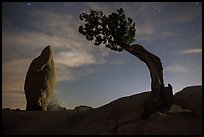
[79,8,136,52]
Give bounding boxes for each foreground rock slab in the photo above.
[2,86,202,135]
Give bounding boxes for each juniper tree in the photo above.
[78,8,173,118]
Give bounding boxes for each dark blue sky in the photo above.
[2,2,202,109]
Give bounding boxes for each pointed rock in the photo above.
[24,46,56,111]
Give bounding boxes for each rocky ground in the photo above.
[2,85,202,135]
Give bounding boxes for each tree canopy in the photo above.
[78,8,173,118]
[79,8,136,52]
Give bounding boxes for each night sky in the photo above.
[2,2,202,110]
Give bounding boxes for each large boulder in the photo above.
[173,86,202,117]
[74,105,93,112]
[24,46,56,111]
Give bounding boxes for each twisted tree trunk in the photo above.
[120,43,170,118]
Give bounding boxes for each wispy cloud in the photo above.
[110,60,124,65]
[3,9,109,80]
[164,64,188,73]
[136,23,155,41]
[55,51,96,68]
[2,8,110,109]
[2,59,28,109]
[2,59,30,91]
[179,48,202,54]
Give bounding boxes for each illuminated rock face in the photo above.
[24,46,56,111]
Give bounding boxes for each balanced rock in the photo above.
[24,46,56,111]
